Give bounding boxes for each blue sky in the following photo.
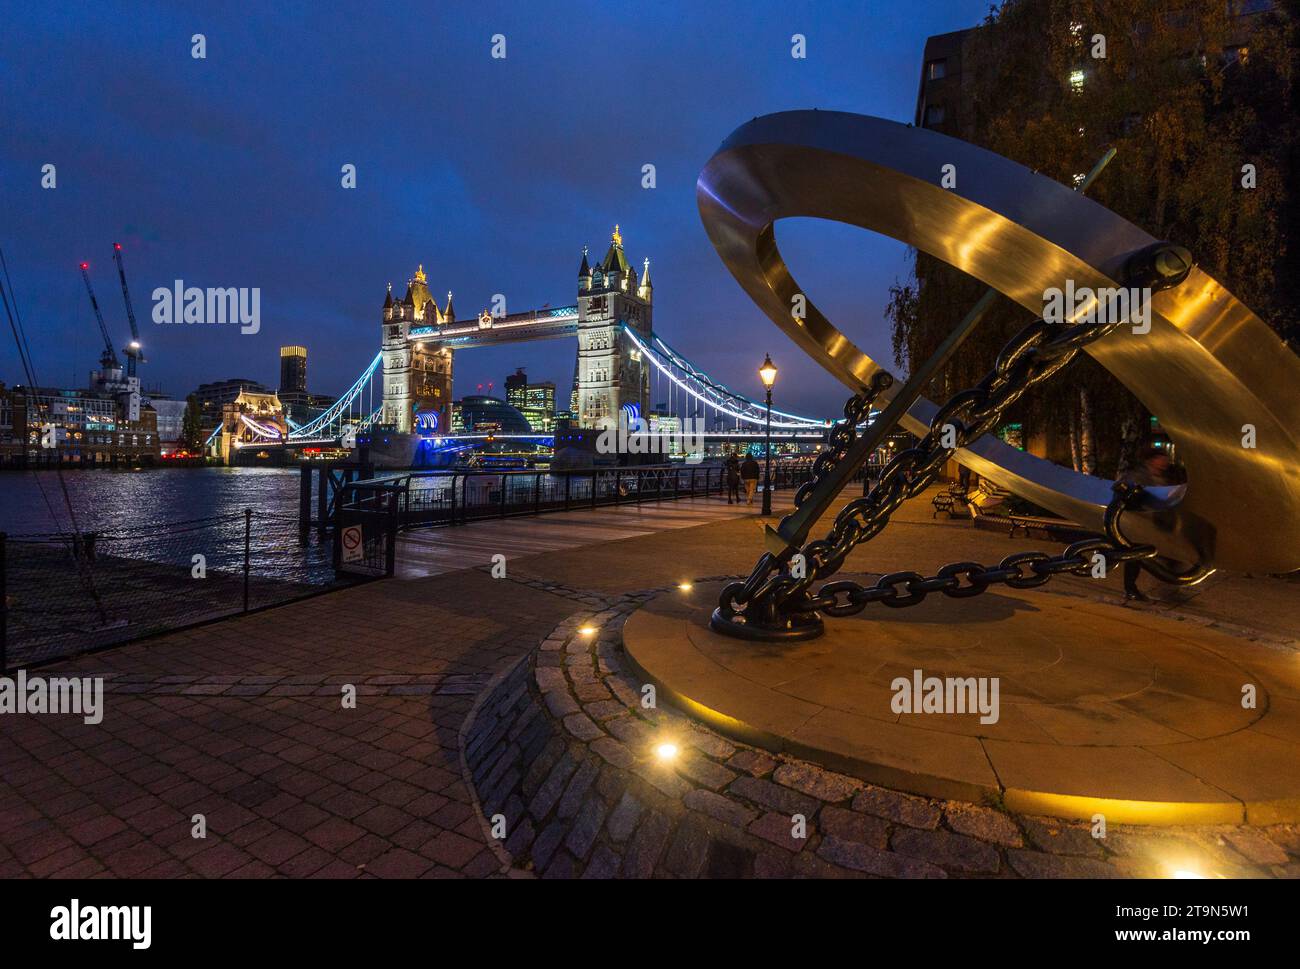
[1,0,990,417]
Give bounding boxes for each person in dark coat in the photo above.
[725,453,741,504]
[1121,447,1174,602]
[740,455,761,505]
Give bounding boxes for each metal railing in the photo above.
[0,512,353,671]
[330,462,821,577]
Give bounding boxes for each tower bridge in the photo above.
[229,225,839,458]
[380,225,655,438]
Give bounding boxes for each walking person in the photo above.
[725,453,741,505]
[740,453,761,506]
[1121,446,1175,602]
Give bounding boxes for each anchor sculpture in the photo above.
[697,111,1300,641]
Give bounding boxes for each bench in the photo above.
[931,485,969,518]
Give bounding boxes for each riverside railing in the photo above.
[330,463,819,576]
[0,511,353,671]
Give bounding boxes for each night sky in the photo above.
[2,0,990,418]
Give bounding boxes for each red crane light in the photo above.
[113,242,122,250]
[80,262,88,270]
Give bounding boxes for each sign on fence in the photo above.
[340,525,363,564]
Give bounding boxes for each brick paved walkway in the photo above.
[3,487,1296,878]
[0,571,576,878]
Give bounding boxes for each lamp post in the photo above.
[758,353,778,515]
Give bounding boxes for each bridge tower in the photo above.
[575,226,652,428]
[381,266,454,435]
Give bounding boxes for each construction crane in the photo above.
[79,261,120,370]
[111,242,145,377]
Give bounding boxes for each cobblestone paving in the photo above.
[4,490,1298,879]
[0,571,577,879]
[464,588,1300,879]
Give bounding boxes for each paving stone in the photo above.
[605,675,641,708]
[728,776,819,818]
[531,821,568,870]
[622,811,671,878]
[1262,825,1300,854]
[595,765,627,802]
[944,802,1024,848]
[773,762,862,803]
[1022,816,1105,857]
[703,839,754,878]
[1007,849,1122,879]
[726,749,778,777]
[584,700,629,721]
[562,713,604,742]
[1098,829,1202,861]
[753,850,795,878]
[574,681,614,704]
[590,737,636,770]
[891,827,1001,874]
[683,789,757,828]
[817,835,946,878]
[503,818,536,857]
[674,753,737,792]
[748,811,809,853]
[685,730,736,760]
[818,806,888,849]
[633,763,693,800]
[852,786,940,829]
[542,851,578,879]
[581,845,622,879]
[556,761,600,820]
[528,753,577,821]
[565,797,608,860]
[420,830,482,869]
[606,715,655,749]
[663,818,713,877]
[606,792,643,843]
[544,690,581,718]
[1223,828,1290,866]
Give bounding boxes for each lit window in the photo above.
[1069,69,1085,92]
[926,59,946,80]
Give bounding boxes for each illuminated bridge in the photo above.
[225,227,861,456]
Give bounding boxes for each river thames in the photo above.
[0,466,306,536]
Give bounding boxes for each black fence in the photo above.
[372,464,806,527]
[0,511,353,671]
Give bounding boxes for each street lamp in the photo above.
[759,353,778,515]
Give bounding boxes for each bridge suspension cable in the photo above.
[621,325,830,430]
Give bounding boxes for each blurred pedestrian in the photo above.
[725,453,741,504]
[740,454,760,505]
[1121,446,1174,602]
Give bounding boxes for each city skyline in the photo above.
[1,0,990,418]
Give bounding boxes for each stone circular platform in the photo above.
[623,580,1300,826]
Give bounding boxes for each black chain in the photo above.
[718,303,1192,627]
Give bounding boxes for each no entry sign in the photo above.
[340,525,363,564]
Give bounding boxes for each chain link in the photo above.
[718,302,1194,626]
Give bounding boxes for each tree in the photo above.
[180,394,204,452]
[887,0,1297,478]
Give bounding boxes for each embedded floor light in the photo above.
[578,625,597,636]
[655,743,679,762]
[678,582,693,591]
